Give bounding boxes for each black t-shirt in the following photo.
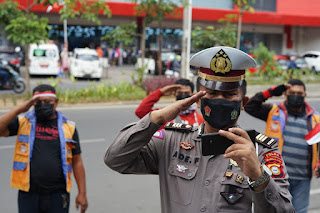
[8,117,81,193]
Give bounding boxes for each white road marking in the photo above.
[0,138,105,150]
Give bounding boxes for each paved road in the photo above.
[1,100,320,212]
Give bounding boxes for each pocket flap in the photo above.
[168,163,198,180]
[13,161,27,171]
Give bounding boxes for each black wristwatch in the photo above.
[248,164,271,190]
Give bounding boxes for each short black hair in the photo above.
[33,84,56,94]
[175,78,194,92]
[287,79,306,91]
[196,77,247,98]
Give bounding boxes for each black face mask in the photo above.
[200,99,241,129]
[287,95,305,109]
[35,103,54,121]
[176,94,191,101]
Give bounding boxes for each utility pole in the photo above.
[181,0,192,79]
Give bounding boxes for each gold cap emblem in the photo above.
[210,49,232,74]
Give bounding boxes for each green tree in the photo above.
[191,14,237,50]
[0,0,111,94]
[102,22,137,49]
[232,0,255,49]
[132,0,180,74]
[253,42,282,80]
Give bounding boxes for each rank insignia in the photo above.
[255,133,277,148]
[210,49,232,74]
[176,164,188,173]
[165,123,193,132]
[20,144,27,154]
[153,129,165,139]
[180,142,194,150]
[204,105,211,117]
[235,174,244,184]
[225,171,233,178]
[220,192,243,204]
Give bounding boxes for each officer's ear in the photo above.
[241,96,249,110]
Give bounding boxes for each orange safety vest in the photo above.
[265,102,320,175]
[10,110,76,192]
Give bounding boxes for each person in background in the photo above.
[135,78,204,128]
[0,84,88,213]
[244,79,320,213]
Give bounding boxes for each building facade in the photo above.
[1,0,320,55]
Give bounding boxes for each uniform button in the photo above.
[221,177,226,182]
[243,180,248,185]
[141,122,145,128]
[205,180,210,186]
[188,173,192,177]
[200,206,206,212]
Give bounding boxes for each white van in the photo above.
[69,48,103,80]
[29,43,60,75]
[301,51,320,73]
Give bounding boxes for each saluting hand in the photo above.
[150,91,206,125]
[219,128,263,181]
[160,84,183,96]
[18,97,39,113]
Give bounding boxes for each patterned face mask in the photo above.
[201,98,241,129]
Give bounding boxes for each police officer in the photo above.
[104,47,294,213]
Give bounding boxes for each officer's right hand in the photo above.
[160,84,183,96]
[150,91,206,125]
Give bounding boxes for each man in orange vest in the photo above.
[0,84,88,213]
[245,79,320,213]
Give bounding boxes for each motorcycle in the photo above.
[0,65,26,93]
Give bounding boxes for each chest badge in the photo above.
[180,142,194,150]
[225,171,234,178]
[235,174,244,184]
[176,165,188,173]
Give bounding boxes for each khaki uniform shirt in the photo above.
[105,114,294,213]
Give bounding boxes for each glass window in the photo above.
[252,0,277,12]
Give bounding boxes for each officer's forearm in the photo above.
[72,155,87,194]
[104,114,161,173]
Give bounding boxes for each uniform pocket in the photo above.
[216,172,252,212]
[167,161,199,205]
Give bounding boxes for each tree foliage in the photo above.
[191,14,237,50]
[0,1,22,25]
[102,22,137,48]
[252,42,282,79]
[133,0,180,25]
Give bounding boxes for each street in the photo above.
[1,101,320,212]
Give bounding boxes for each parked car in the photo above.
[69,48,103,80]
[135,50,179,75]
[301,51,320,72]
[294,57,308,70]
[276,55,289,70]
[29,43,60,76]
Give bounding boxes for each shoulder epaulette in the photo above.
[255,132,277,148]
[164,122,193,132]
